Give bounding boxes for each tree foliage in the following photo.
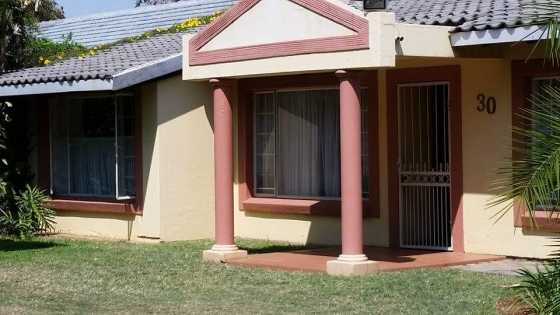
[0,0,61,238]
[0,0,64,72]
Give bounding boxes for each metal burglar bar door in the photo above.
[398,83,452,250]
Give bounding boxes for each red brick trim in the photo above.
[512,59,560,230]
[189,0,369,66]
[37,92,144,215]
[238,71,380,217]
[386,65,464,252]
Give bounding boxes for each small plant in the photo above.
[0,185,55,239]
[515,261,560,315]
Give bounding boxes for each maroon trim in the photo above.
[386,66,464,252]
[37,92,144,215]
[512,59,560,230]
[238,71,380,217]
[189,0,369,66]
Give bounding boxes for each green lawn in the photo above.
[0,237,516,314]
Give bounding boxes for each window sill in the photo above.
[241,197,373,217]
[46,199,141,215]
[520,211,560,232]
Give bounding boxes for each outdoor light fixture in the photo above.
[363,0,387,10]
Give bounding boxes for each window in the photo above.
[531,77,560,208]
[50,94,136,199]
[253,88,369,199]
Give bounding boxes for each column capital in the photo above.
[335,70,360,82]
[209,78,234,88]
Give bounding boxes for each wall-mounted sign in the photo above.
[477,94,497,114]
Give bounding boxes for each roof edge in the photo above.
[0,53,184,97]
[113,53,182,90]
[451,25,549,47]
[0,79,113,97]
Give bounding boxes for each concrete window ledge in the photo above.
[47,199,140,215]
[241,197,374,217]
[520,211,560,233]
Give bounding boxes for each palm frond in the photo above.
[520,0,560,64]
[490,85,560,222]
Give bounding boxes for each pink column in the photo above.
[336,70,366,261]
[210,78,236,251]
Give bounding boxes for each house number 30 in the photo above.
[477,94,497,114]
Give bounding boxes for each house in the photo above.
[1,0,559,274]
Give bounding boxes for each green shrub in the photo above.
[515,260,560,314]
[0,185,55,239]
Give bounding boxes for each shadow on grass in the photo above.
[0,239,63,252]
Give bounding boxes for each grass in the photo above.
[0,237,516,314]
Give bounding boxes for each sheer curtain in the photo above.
[52,97,117,198]
[276,90,341,198]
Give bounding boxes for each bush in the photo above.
[515,260,560,314]
[0,185,55,239]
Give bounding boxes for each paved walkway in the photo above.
[227,247,504,273]
[455,258,545,276]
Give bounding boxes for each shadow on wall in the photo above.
[240,211,344,247]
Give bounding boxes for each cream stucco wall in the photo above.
[156,75,215,242]
[201,0,355,51]
[458,59,556,258]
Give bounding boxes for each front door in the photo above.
[398,83,452,250]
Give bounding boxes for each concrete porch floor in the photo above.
[226,247,505,273]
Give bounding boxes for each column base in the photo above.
[203,245,248,263]
[326,256,378,276]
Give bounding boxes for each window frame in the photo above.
[252,87,370,201]
[39,91,143,215]
[512,60,560,231]
[238,72,380,217]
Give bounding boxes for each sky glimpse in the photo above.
[56,0,137,18]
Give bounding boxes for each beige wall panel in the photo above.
[396,24,455,57]
[55,212,139,240]
[459,59,555,258]
[201,0,354,51]
[157,75,215,242]
[138,82,161,238]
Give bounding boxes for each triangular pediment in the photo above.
[200,0,356,51]
[189,0,369,66]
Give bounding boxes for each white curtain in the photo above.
[52,98,118,198]
[276,90,341,198]
[68,138,115,196]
